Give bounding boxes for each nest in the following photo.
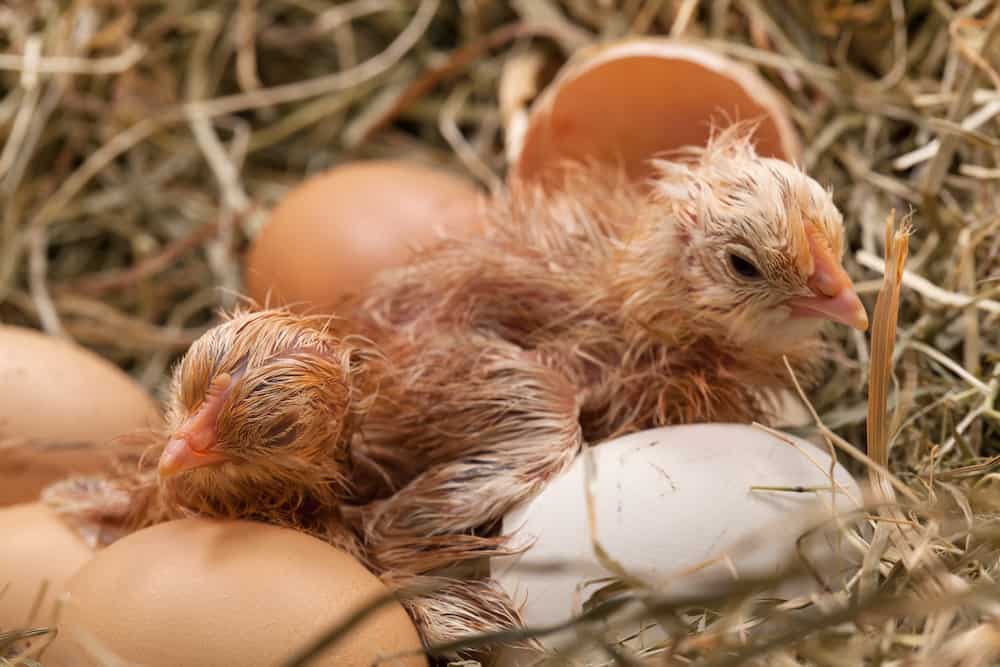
[2,1,1000,665]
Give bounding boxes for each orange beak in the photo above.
[158,373,233,479]
[158,435,229,478]
[786,229,869,331]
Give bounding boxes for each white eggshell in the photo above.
[493,424,862,662]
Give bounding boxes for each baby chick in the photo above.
[45,309,379,554]
[46,124,868,656]
[347,123,867,574]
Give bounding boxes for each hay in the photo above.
[2,1,1000,666]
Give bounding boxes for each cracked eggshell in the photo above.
[47,518,427,667]
[245,160,486,314]
[0,326,161,506]
[512,39,801,188]
[494,424,861,663]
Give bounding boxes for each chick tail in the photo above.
[41,475,166,549]
[384,572,538,660]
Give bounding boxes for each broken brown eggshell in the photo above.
[511,39,802,188]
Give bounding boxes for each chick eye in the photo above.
[729,253,761,279]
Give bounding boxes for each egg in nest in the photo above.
[46,518,427,667]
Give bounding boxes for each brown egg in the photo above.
[245,160,485,313]
[513,38,801,188]
[47,518,427,667]
[0,326,161,506]
[0,502,93,655]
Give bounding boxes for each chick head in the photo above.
[156,308,374,514]
[637,123,867,352]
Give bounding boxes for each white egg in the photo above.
[493,423,863,664]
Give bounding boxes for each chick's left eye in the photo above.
[729,253,761,279]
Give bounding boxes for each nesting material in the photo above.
[867,211,911,488]
[512,39,801,187]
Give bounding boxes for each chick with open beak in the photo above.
[154,309,379,530]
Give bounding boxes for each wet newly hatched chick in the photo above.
[339,124,869,641]
[353,125,867,552]
[44,309,379,555]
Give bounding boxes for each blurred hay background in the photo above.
[2,0,1000,665]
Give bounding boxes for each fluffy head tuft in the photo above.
[624,123,848,354]
[159,308,380,518]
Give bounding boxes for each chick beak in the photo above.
[158,434,229,478]
[158,373,234,479]
[786,230,869,331]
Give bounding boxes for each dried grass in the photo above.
[2,1,1000,666]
